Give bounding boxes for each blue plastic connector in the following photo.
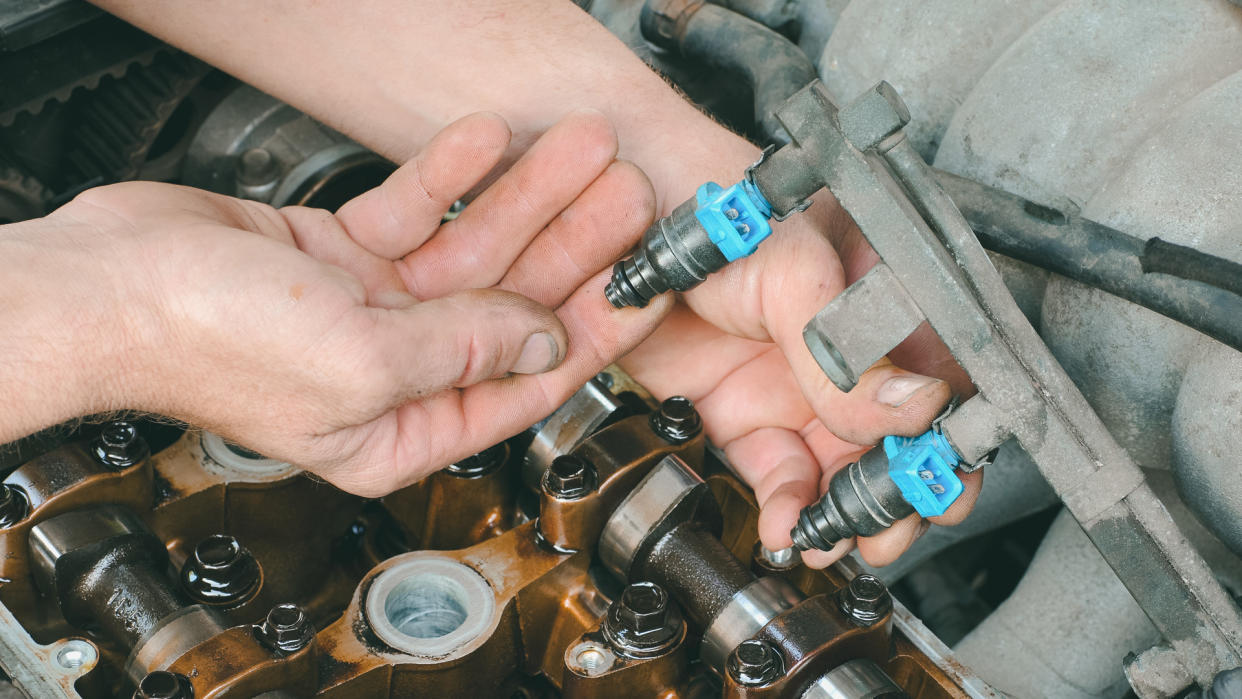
[884,430,964,518]
[694,179,774,262]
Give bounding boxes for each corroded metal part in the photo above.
[0,372,982,697]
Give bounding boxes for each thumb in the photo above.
[372,288,567,399]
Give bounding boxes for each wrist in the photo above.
[0,214,152,440]
[620,103,764,218]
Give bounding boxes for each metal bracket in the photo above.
[753,78,1242,690]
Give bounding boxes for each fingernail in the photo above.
[876,375,940,407]
[916,519,931,539]
[513,332,561,374]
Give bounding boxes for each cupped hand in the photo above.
[47,110,667,496]
[620,194,982,568]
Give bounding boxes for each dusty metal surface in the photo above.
[815,4,1242,694]
[746,76,1242,691]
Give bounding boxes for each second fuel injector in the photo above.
[790,428,966,552]
[602,126,970,553]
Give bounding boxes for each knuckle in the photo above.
[564,109,618,161]
[455,328,507,386]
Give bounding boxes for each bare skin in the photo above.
[0,112,668,496]
[63,1,983,566]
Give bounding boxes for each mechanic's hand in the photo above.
[88,0,981,570]
[36,110,666,496]
[620,202,982,569]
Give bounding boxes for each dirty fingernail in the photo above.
[513,332,561,374]
[876,375,940,407]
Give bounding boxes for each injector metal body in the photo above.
[790,429,965,552]
[605,175,776,308]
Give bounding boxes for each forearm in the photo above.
[0,216,142,442]
[90,0,760,215]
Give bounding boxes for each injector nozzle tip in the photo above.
[789,528,812,553]
[605,259,650,309]
[790,507,834,553]
[604,280,629,309]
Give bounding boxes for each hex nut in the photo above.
[839,573,892,626]
[256,603,313,653]
[91,421,149,470]
[604,581,682,658]
[727,639,783,686]
[0,485,28,528]
[543,455,598,500]
[181,534,261,606]
[649,396,702,444]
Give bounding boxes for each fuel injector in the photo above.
[790,428,966,552]
[605,169,779,308]
[604,139,968,553]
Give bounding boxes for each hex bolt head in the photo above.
[649,396,702,444]
[727,639,783,687]
[617,582,667,633]
[446,442,509,479]
[604,581,682,657]
[0,485,28,528]
[542,455,598,500]
[256,603,313,654]
[235,147,278,186]
[133,671,193,699]
[840,573,892,626]
[90,421,149,470]
[181,534,261,606]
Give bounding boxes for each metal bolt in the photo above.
[542,455,597,500]
[840,573,892,626]
[256,603,313,653]
[604,581,681,657]
[0,485,28,528]
[753,542,801,571]
[90,421,149,470]
[235,147,277,186]
[725,208,739,219]
[446,442,509,479]
[181,534,261,606]
[649,396,702,444]
[617,582,667,633]
[727,639,783,686]
[133,671,193,699]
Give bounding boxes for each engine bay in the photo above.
[3,1,1242,697]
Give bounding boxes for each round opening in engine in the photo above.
[365,556,496,660]
[384,575,469,638]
